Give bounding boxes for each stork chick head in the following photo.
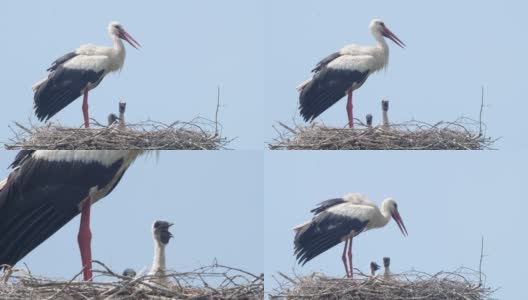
[369,19,405,48]
[370,261,380,274]
[152,220,174,245]
[107,113,120,126]
[383,257,390,268]
[382,198,408,237]
[108,21,141,49]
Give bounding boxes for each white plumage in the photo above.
[294,193,408,278]
[32,21,140,127]
[298,19,405,128]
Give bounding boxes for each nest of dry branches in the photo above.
[0,261,263,300]
[270,118,495,150]
[270,269,495,300]
[5,118,230,150]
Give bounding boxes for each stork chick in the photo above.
[370,261,380,276]
[122,268,137,278]
[381,100,390,129]
[149,220,173,285]
[107,113,120,127]
[366,114,373,129]
[118,101,127,130]
[383,257,391,279]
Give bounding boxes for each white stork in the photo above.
[149,220,174,286]
[297,19,405,128]
[107,101,127,129]
[383,256,391,279]
[32,22,141,128]
[0,150,143,281]
[370,261,380,276]
[293,193,407,278]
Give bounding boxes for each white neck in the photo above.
[372,33,389,71]
[119,111,126,129]
[150,239,166,276]
[109,34,126,71]
[382,110,389,126]
[384,266,391,277]
[371,200,392,229]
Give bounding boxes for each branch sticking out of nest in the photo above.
[1,261,263,300]
[270,269,495,300]
[270,118,496,150]
[5,118,231,150]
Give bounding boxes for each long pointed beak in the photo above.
[383,27,406,48]
[392,210,408,237]
[121,30,141,49]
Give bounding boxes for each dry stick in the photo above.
[215,86,221,136]
[44,268,85,300]
[479,236,484,287]
[479,86,485,137]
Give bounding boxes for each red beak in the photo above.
[382,27,406,48]
[392,210,408,237]
[120,30,141,49]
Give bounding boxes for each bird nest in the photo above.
[270,269,495,300]
[5,118,231,150]
[0,261,263,300]
[269,118,496,150]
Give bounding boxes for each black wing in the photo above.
[47,52,78,72]
[310,198,345,215]
[299,67,369,122]
[0,154,124,268]
[311,52,341,73]
[9,150,35,169]
[294,212,369,265]
[33,66,105,121]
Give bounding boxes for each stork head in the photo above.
[122,268,137,277]
[370,261,380,273]
[383,257,390,268]
[152,220,174,246]
[369,19,405,48]
[383,198,408,236]
[108,21,141,49]
[107,113,120,126]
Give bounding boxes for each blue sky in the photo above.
[265,151,525,299]
[0,150,263,278]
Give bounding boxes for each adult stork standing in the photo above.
[297,19,405,128]
[32,22,141,128]
[293,193,408,278]
[0,150,143,281]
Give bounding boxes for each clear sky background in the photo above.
[0,150,263,279]
[264,0,528,150]
[265,151,526,299]
[0,1,265,149]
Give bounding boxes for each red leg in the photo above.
[348,238,353,278]
[82,88,89,128]
[346,90,353,128]
[342,239,350,278]
[78,197,93,281]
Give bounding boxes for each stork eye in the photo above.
[380,22,385,27]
